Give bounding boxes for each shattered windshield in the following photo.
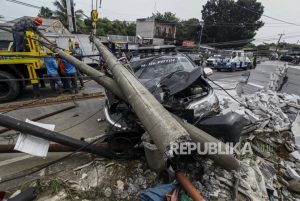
[137,56,195,79]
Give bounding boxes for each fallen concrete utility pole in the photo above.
[174,115,240,171]
[0,114,112,157]
[45,40,239,170]
[92,36,190,156]
[0,105,76,134]
[0,143,109,153]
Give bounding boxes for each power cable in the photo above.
[0,134,105,184]
[5,0,41,9]
[58,107,103,132]
[234,2,300,27]
[206,77,248,108]
[0,115,124,185]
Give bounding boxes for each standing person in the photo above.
[62,59,78,94]
[11,17,43,52]
[44,50,63,93]
[56,57,68,91]
[72,41,85,88]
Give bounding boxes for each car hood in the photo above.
[139,67,203,102]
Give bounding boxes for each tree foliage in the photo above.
[38,7,53,18]
[151,12,179,23]
[201,0,264,47]
[83,18,136,36]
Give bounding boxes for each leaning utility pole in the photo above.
[46,41,239,170]
[66,0,76,33]
[276,33,285,52]
[92,36,191,156]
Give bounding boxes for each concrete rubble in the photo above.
[213,88,300,200]
[5,84,300,201]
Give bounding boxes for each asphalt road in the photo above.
[0,81,107,190]
[209,60,300,96]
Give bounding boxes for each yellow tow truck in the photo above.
[0,31,46,102]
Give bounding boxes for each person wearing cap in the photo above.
[12,17,43,52]
[72,41,85,88]
[44,50,63,93]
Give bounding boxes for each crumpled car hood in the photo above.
[139,67,203,102]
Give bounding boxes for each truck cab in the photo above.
[0,31,46,102]
[215,50,253,72]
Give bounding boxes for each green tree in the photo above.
[152,12,179,22]
[177,18,201,42]
[201,0,264,48]
[38,7,53,18]
[52,0,84,32]
[95,18,136,36]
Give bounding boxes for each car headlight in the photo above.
[190,87,203,95]
[187,92,219,117]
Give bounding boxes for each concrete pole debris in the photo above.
[174,115,240,171]
[0,114,112,157]
[46,39,239,170]
[92,36,191,156]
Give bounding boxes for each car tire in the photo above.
[248,63,253,69]
[231,64,236,72]
[0,71,21,103]
[217,68,221,72]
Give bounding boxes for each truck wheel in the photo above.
[0,71,21,103]
[231,64,236,72]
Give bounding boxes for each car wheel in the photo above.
[217,68,221,72]
[0,71,21,103]
[231,64,236,72]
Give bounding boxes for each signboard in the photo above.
[91,10,98,22]
[182,41,196,47]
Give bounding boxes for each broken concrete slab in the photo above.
[286,165,300,180]
[292,113,300,148]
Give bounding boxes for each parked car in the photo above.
[104,50,247,143]
[176,47,204,66]
[280,54,295,62]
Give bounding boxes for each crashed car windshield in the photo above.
[133,56,196,79]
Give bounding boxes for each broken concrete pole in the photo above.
[45,39,240,170]
[174,115,240,171]
[0,114,112,157]
[51,48,125,100]
[92,36,190,156]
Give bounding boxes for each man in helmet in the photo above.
[72,41,85,88]
[12,17,43,52]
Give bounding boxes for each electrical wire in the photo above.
[234,3,300,27]
[0,75,101,82]
[58,107,103,132]
[0,134,105,184]
[5,0,41,9]
[0,114,124,185]
[206,76,248,108]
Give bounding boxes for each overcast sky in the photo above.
[1,0,300,44]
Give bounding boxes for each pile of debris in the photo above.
[221,89,299,132]
[212,88,300,200]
